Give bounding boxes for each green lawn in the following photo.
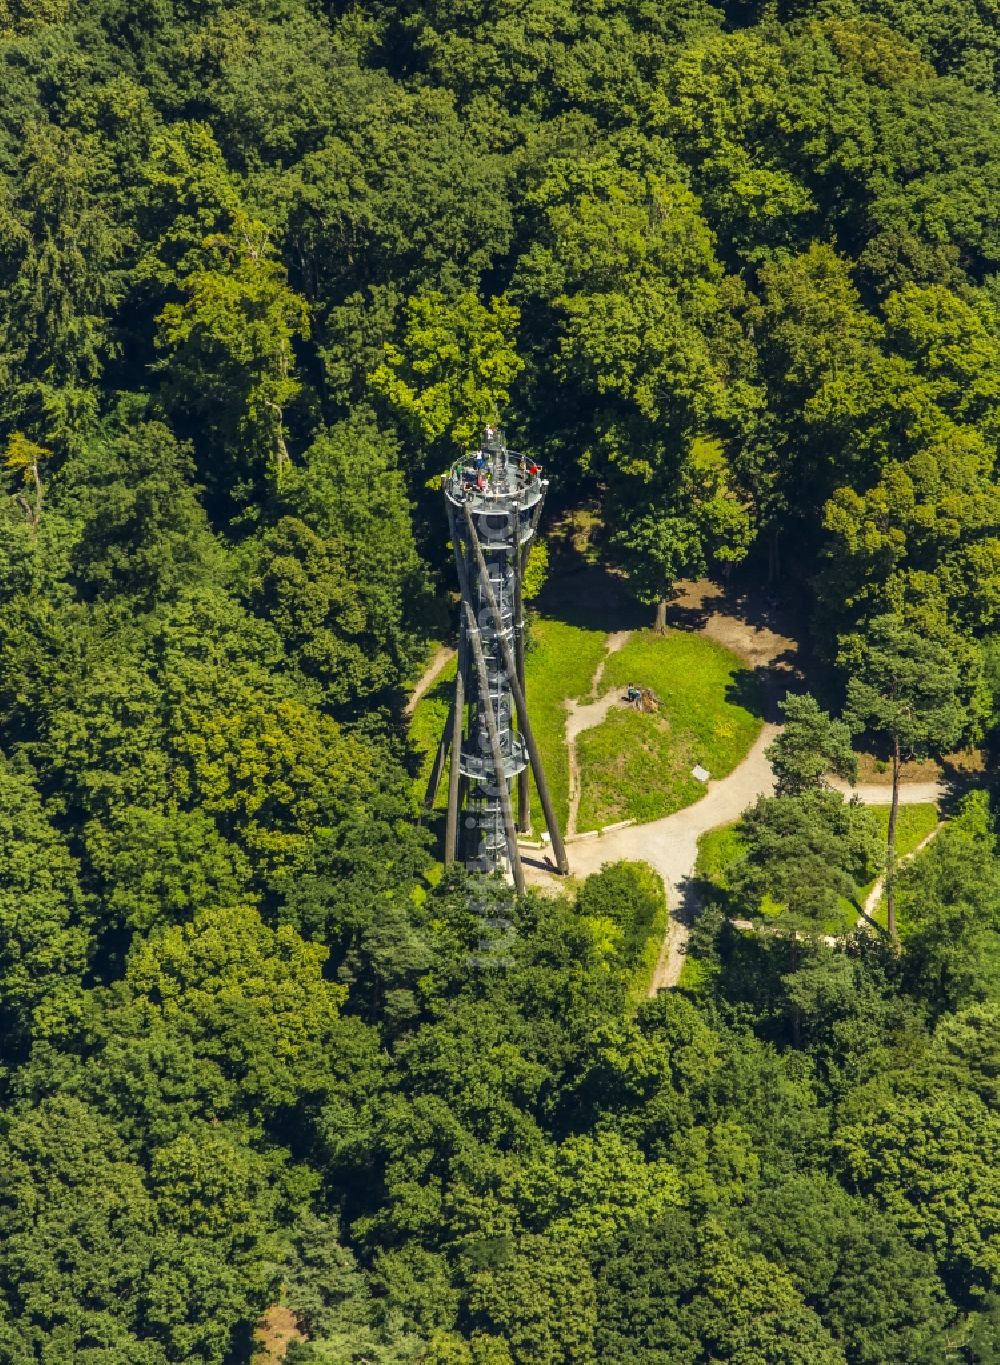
[409,622,763,842]
[522,617,610,835]
[691,800,941,938]
[864,803,941,929]
[408,656,457,809]
[694,823,744,889]
[576,630,762,831]
[407,618,607,835]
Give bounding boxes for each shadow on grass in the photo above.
[724,666,772,724]
[534,563,649,632]
[723,648,801,725]
[404,669,455,779]
[422,671,455,707]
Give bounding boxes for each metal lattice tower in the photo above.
[424,428,568,891]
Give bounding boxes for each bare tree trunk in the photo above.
[266,400,289,486]
[886,736,900,940]
[15,459,42,527]
[268,338,292,487]
[654,597,668,634]
[30,457,42,525]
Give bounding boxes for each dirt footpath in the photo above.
[565,630,632,837]
[830,779,946,806]
[404,644,455,717]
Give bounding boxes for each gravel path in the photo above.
[404,645,455,717]
[565,630,632,837]
[555,726,944,994]
[829,778,946,806]
[563,719,781,991]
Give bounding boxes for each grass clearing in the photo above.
[407,617,607,835]
[691,800,941,938]
[408,655,457,809]
[408,623,765,842]
[576,630,762,831]
[865,803,940,928]
[521,617,609,834]
[694,823,744,889]
[577,709,701,828]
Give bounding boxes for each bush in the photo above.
[577,861,665,966]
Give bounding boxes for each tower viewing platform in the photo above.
[443,430,546,519]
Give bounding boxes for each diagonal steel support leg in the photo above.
[461,504,569,875]
[513,529,530,832]
[513,480,548,832]
[424,699,454,812]
[444,659,464,864]
[461,597,524,894]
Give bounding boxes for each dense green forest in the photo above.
[0,0,998,1359]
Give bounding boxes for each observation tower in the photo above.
[424,427,568,892]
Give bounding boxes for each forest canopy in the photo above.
[0,0,997,1359]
